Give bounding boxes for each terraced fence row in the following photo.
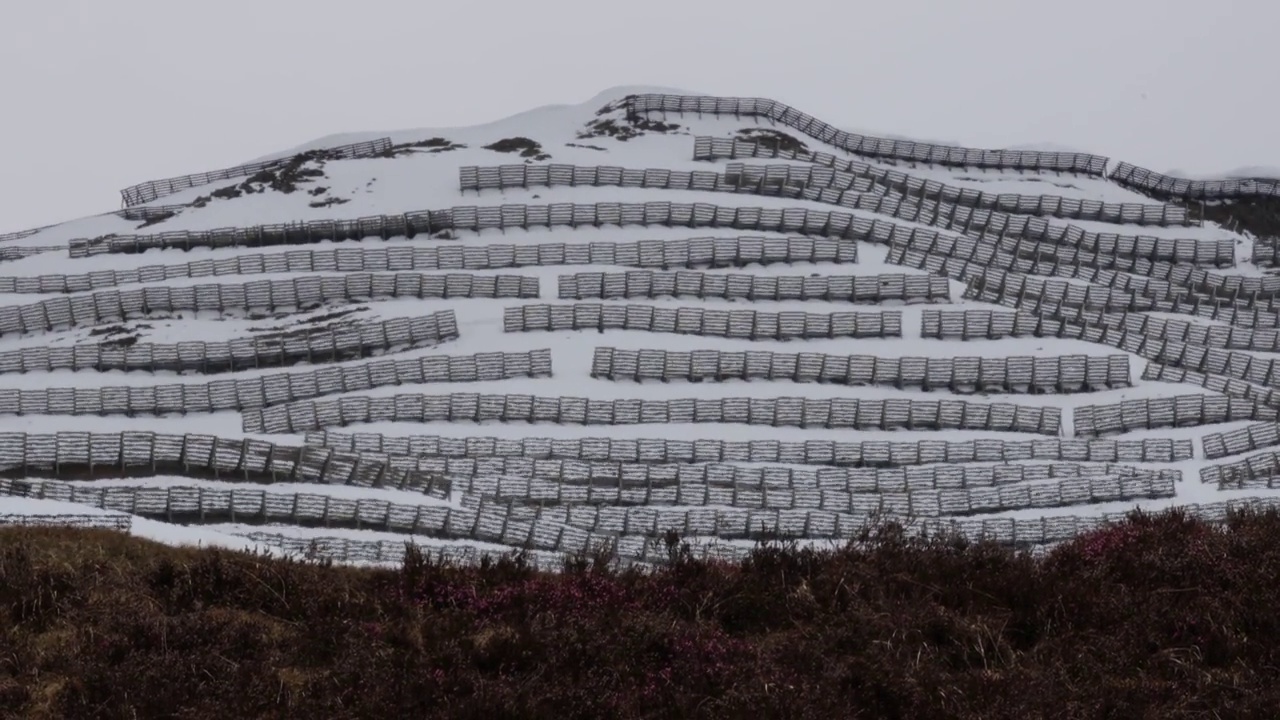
[69,200,1184,261]
[0,431,445,494]
[626,94,1110,174]
[0,350,552,418]
[247,393,1063,435]
[401,455,1178,491]
[1074,395,1277,436]
[557,271,951,303]
[0,312,459,375]
[247,497,1280,567]
[0,274,538,335]
[0,477,1170,556]
[461,163,1227,266]
[590,347,1131,393]
[446,472,1176,516]
[1201,423,1280,461]
[503,304,902,339]
[692,137,1188,225]
[119,137,394,206]
[2,237,857,294]
[305,431,1195,465]
[1200,452,1280,488]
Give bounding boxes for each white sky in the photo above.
[1,0,1276,233]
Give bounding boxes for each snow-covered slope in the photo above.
[3,85,1279,568]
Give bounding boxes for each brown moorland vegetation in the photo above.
[2,508,1280,719]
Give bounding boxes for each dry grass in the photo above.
[2,507,1280,718]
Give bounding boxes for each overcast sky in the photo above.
[2,0,1276,232]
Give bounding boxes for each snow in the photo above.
[3,84,1278,565]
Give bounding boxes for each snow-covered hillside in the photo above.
[3,85,1280,568]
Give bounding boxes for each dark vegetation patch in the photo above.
[483,137,550,162]
[134,211,176,230]
[248,307,368,341]
[86,322,154,347]
[308,197,351,209]
[579,95,683,143]
[736,128,809,155]
[565,142,607,151]
[4,508,1280,718]
[376,137,467,158]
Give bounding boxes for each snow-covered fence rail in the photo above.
[0,246,63,263]
[463,164,1227,266]
[0,311,459,375]
[1074,395,1277,437]
[3,238,856,294]
[0,513,133,531]
[590,347,1131,393]
[503,304,902,339]
[694,137,1187,226]
[0,430,446,495]
[0,350,550,417]
[306,430,1194,465]
[1202,423,1280,460]
[119,138,393,207]
[0,274,538,336]
[626,94,1110,175]
[1108,161,1280,201]
[247,392,1063,435]
[557,271,950,303]
[446,471,1176,516]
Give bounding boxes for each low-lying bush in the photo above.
[2,507,1279,718]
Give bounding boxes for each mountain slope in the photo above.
[2,85,1279,567]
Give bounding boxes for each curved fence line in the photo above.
[590,347,1131,393]
[0,350,551,419]
[1109,161,1280,201]
[0,513,133,531]
[246,392,1063,436]
[1202,423,1280,461]
[460,163,1231,266]
[1,237,857,295]
[0,274,538,337]
[305,430,1194,465]
[0,430,447,496]
[1,246,63,263]
[119,138,393,207]
[503,303,901,339]
[557,271,951,303]
[0,311,460,376]
[692,137,1187,226]
[447,471,1176,516]
[1073,395,1277,437]
[625,94,1109,175]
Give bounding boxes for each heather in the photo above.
[2,508,1280,718]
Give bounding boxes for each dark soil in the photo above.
[4,507,1280,718]
[736,128,809,155]
[483,137,551,162]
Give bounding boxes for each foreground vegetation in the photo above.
[2,509,1279,718]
